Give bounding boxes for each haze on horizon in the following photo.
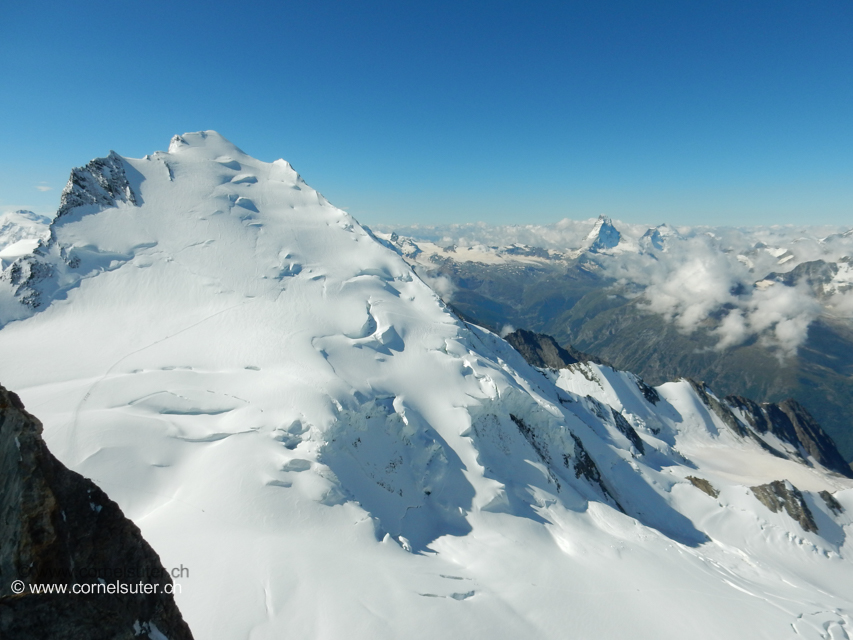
[2,0,850,228]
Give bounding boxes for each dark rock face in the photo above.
[610,408,645,455]
[651,379,850,478]
[635,378,660,405]
[686,382,792,459]
[819,490,844,516]
[56,152,138,221]
[687,380,747,438]
[504,328,602,369]
[750,481,818,533]
[505,328,578,369]
[727,396,853,479]
[565,433,623,511]
[725,395,772,433]
[1,256,53,309]
[772,400,852,478]
[0,384,194,640]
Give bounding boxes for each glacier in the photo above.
[1,131,852,640]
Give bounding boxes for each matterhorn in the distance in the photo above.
[582,214,621,252]
[1,132,852,640]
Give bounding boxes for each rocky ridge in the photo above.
[0,384,193,640]
[503,328,604,369]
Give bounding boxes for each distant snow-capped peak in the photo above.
[0,210,51,270]
[639,223,680,252]
[583,214,621,252]
[0,209,50,249]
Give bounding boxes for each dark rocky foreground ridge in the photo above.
[0,384,194,640]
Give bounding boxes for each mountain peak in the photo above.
[584,214,621,252]
[640,223,680,252]
[168,130,247,157]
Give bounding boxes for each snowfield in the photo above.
[1,131,852,640]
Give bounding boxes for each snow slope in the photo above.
[0,210,50,269]
[1,131,852,640]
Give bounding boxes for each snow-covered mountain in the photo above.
[2,132,852,640]
[582,214,622,253]
[639,223,681,253]
[0,210,51,270]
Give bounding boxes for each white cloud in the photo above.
[603,236,746,332]
[499,324,515,338]
[414,266,456,302]
[718,283,820,356]
[828,289,853,318]
[603,233,833,357]
[714,309,749,350]
[36,185,53,192]
[381,219,853,357]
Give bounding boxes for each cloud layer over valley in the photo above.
[376,219,853,357]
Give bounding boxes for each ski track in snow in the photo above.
[69,299,254,462]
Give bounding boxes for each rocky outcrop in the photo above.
[505,328,603,369]
[686,380,747,438]
[819,490,844,516]
[727,396,853,478]
[0,153,140,315]
[686,476,719,498]
[0,384,194,640]
[763,259,838,293]
[610,408,645,455]
[565,433,623,512]
[505,329,578,369]
[504,331,851,479]
[56,152,138,221]
[750,480,818,533]
[681,383,851,477]
[771,400,853,477]
[1,256,53,310]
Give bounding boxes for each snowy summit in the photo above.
[583,214,621,252]
[1,132,852,640]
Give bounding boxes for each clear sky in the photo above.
[2,0,851,227]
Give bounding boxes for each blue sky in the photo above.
[2,0,851,227]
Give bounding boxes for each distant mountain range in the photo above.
[377,216,853,463]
